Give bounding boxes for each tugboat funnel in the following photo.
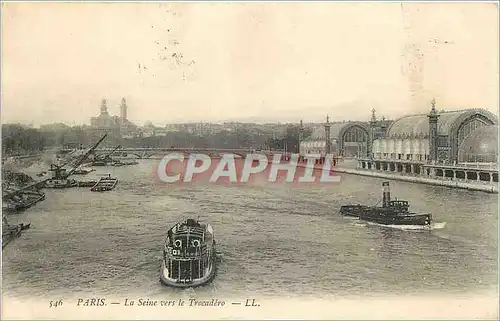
[382,181,391,208]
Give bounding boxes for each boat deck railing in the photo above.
[173,230,204,238]
[165,244,208,259]
[173,224,205,233]
[165,252,207,260]
[365,211,431,217]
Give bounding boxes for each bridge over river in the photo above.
[60,147,275,159]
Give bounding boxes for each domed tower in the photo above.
[427,98,440,163]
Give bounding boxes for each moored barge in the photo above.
[2,190,46,214]
[340,181,432,226]
[2,216,31,249]
[72,166,95,175]
[160,219,217,288]
[90,174,118,192]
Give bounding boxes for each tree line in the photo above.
[2,124,46,156]
[2,123,313,156]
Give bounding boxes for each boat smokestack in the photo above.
[382,181,390,207]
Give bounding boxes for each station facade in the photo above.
[299,100,498,183]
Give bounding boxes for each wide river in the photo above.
[2,159,498,300]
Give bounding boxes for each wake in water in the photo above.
[215,250,224,262]
[363,221,447,231]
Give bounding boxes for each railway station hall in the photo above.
[300,101,498,183]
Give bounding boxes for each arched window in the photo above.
[457,117,489,147]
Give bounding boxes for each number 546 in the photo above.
[49,300,63,308]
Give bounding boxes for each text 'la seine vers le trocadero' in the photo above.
[49,298,261,308]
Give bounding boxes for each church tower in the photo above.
[100,98,109,116]
[120,98,128,122]
[427,98,440,163]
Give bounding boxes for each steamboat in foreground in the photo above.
[160,219,217,288]
[340,181,432,227]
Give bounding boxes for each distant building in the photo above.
[372,102,498,164]
[39,122,70,132]
[299,103,498,167]
[153,128,169,137]
[90,98,137,138]
[300,110,390,158]
[141,122,155,138]
[356,100,498,184]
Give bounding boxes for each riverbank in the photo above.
[2,169,36,188]
[333,166,498,194]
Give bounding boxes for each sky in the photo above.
[1,2,498,126]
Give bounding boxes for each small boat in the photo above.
[91,160,108,166]
[91,159,133,166]
[72,166,95,175]
[20,222,31,231]
[77,180,98,187]
[92,145,122,166]
[339,181,432,226]
[45,178,78,189]
[90,174,118,192]
[121,160,139,165]
[2,201,20,214]
[2,217,30,249]
[93,160,125,167]
[15,191,45,211]
[2,226,22,249]
[2,191,45,213]
[160,218,217,288]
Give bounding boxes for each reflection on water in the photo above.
[2,160,498,299]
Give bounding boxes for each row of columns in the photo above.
[359,160,498,183]
[428,167,497,183]
[270,155,339,166]
[279,155,334,165]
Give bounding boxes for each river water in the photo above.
[2,159,498,300]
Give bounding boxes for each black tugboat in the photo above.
[160,218,217,288]
[340,182,432,226]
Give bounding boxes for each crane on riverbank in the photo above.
[3,134,108,195]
